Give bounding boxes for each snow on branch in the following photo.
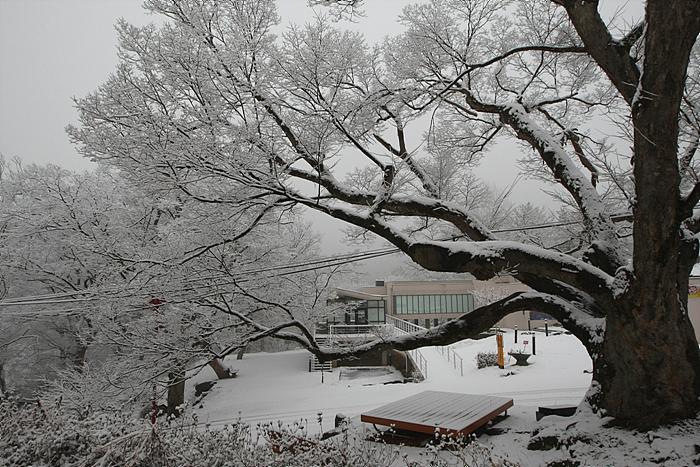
[555,0,641,104]
[461,92,623,273]
[407,240,614,304]
[308,291,604,361]
[283,165,496,241]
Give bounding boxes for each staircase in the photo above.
[308,335,333,372]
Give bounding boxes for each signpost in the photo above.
[496,333,505,369]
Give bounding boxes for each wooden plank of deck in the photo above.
[361,391,513,437]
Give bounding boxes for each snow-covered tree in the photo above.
[0,161,342,413]
[69,0,700,428]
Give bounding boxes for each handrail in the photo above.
[385,317,464,377]
[386,315,427,334]
[329,324,393,335]
[437,345,464,376]
[385,316,428,379]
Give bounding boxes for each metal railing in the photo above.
[437,345,464,376]
[386,316,428,379]
[386,316,465,377]
[329,324,393,336]
[386,315,426,334]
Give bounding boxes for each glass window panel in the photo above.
[467,294,474,312]
[451,295,458,313]
[457,294,464,312]
[439,295,446,313]
[368,307,378,322]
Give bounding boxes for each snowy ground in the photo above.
[189,328,700,466]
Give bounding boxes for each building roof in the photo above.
[335,288,387,301]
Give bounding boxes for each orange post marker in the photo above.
[496,334,504,369]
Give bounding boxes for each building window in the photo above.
[393,294,474,315]
[366,300,385,323]
[327,299,386,327]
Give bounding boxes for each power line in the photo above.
[0,249,399,310]
[0,213,632,312]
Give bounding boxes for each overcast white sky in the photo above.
[0,0,643,170]
[0,0,416,172]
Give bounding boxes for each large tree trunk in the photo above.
[595,280,700,427]
[590,1,700,427]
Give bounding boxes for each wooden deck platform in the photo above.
[361,391,514,438]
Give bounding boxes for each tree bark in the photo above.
[588,1,700,428]
[0,363,6,397]
[166,370,186,417]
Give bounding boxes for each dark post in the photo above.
[545,319,549,337]
[515,325,518,343]
[528,319,531,331]
[532,334,536,355]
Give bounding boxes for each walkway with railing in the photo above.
[436,345,464,376]
[311,316,468,380]
[385,316,429,379]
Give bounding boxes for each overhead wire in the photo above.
[0,248,399,312]
[0,213,632,313]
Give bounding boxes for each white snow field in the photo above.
[189,328,700,466]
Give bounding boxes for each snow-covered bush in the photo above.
[0,396,139,466]
[406,440,519,467]
[0,396,520,466]
[475,351,499,369]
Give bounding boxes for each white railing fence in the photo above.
[437,345,464,376]
[386,315,427,334]
[385,316,428,379]
[386,316,465,377]
[313,316,471,379]
[328,323,393,336]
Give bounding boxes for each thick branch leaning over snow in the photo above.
[407,241,615,304]
[459,91,623,274]
[303,292,604,362]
